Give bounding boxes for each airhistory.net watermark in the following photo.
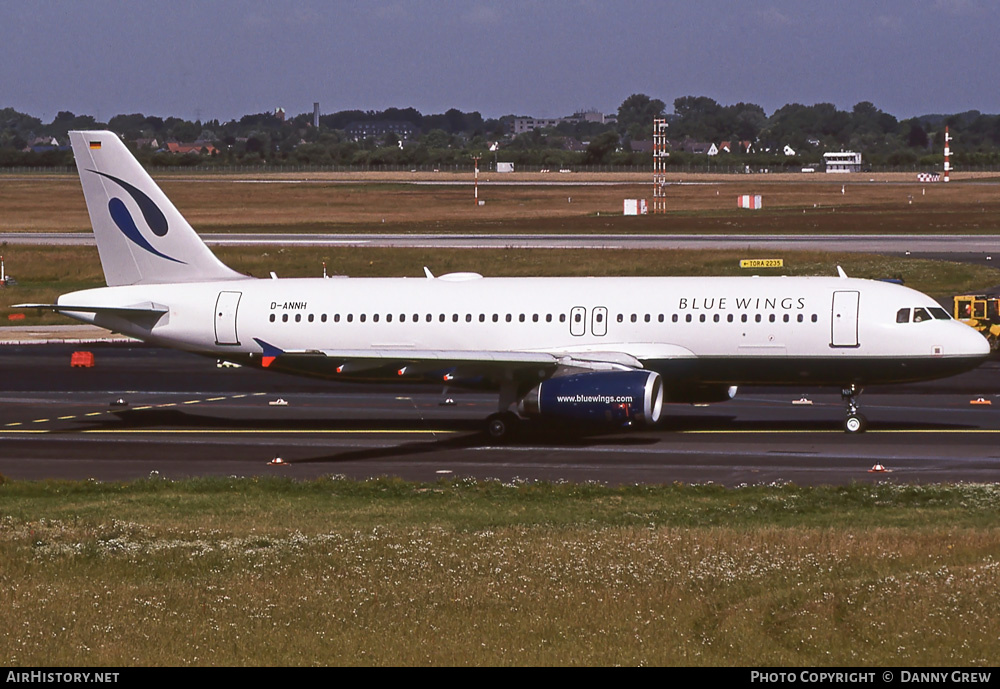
[6,672,119,683]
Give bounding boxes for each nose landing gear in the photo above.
[842,384,867,433]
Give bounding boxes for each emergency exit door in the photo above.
[592,306,608,336]
[570,306,586,336]
[215,291,242,345]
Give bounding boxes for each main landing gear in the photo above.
[841,384,867,433]
[486,411,521,440]
[485,382,525,441]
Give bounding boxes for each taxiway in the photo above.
[2,342,999,486]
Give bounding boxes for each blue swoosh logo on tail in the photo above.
[90,169,185,263]
[108,198,184,264]
[90,170,168,236]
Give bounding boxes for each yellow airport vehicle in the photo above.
[954,294,1000,350]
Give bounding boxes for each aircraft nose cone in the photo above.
[961,323,991,359]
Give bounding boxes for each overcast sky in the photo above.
[3,0,997,123]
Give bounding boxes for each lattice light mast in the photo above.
[652,118,669,213]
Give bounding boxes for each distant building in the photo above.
[344,120,415,141]
[823,151,862,173]
[166,141,217,155]
[561,137,588,152]
[682,141,713,155]
[513,110,614,135]
[513,117,562,134]
[562,109,608,125]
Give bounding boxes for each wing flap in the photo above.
[251,338,558,383]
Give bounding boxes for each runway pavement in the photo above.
[2,341,1000,486]
[4,231,1000,256]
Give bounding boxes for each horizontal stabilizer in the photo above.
[14,302,169,314]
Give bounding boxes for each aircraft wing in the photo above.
[251,341,558,384]
[250,339,693,385]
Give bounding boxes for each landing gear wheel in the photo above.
[486,412,519,440]
[844,414,867,434]
[841,384,867,434]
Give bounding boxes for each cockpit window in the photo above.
[896,308,910,323]
[912,307,932,323]
[929,307,950,320]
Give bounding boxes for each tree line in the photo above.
[2,94,999,170]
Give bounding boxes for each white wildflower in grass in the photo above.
[2,479,1000,665]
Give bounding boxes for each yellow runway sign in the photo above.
[740,258,783,268]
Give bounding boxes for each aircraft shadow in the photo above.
[59,408,987,468]
[83,406,983,434]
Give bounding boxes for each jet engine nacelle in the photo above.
[518,370,663,426]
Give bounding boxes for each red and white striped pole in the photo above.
[473,156,480,205]
[943,126,951,183]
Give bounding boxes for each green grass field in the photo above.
[2,477,999,666]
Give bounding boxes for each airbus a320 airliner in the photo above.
[19,131,990,438]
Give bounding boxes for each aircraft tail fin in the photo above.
[69,131,244,287]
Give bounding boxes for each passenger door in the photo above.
[831,290,860,347]
[214,291,242,345]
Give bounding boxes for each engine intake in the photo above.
[518,370,663,426]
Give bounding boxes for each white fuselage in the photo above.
[58,273,989,388]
